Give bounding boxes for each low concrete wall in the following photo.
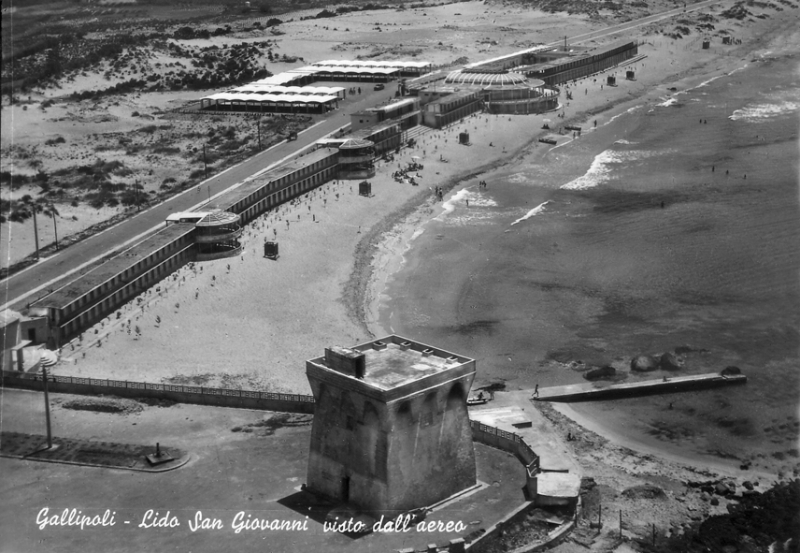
[2,370,315,414]
[471,422,539,475]
[470,421,539,505]
[539,373,748,402]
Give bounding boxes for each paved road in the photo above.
[564,0,721,46]
[0,85,398,311]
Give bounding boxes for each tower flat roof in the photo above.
[359,342,459,389]
[307,335,475,400]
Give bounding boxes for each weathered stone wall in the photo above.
[306,371,477,513]
[387,376,477,511]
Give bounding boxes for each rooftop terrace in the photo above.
[307,335,474,393]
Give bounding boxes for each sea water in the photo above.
[381,54,800,473]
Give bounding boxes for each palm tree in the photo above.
[17,196,61,258]
[42,201,60,251]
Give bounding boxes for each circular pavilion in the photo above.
[338,139,376,179]
[194,210,243,261]
[445,69,530,87]
[444,69,557,114]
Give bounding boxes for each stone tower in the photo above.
[306,335,476,514]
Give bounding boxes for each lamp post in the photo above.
[42,366,53,449]
[38,349,59,451]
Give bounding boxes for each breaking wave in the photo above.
[559,149,664,190]
[436,188,497,220]
[560,150,620,190]
[729,99,800,122]
[510,201,550,226]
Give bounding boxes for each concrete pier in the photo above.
[534,372,747,402]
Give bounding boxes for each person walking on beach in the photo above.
[534,384,539,397]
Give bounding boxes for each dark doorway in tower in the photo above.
[341,476,350,503]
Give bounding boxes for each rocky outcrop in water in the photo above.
[584,365,617,381]
[659,351,684,371]
[630,355,659,371]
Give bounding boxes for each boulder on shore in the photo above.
[721,366,741,376]
[660,351,683,371]
[584,365,617,381]
[631,355,658,372]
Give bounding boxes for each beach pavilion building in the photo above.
[198,58,434,113]
[337,139,376,179]
[199,87,342,114]
[165,210,243,262]
[420,68,558,116]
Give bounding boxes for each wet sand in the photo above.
[376,26,800,476]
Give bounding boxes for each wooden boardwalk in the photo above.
[534,372,747,402]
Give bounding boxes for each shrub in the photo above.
[174,27,196,40]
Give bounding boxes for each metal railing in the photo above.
[2,370,314,405]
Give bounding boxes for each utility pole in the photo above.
[203,144,208,177]
[52,211,59,251]
[598,503,602,527]
[31,207,40,260]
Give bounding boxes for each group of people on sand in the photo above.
[393,161,424,185]
[478,180,488,189]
